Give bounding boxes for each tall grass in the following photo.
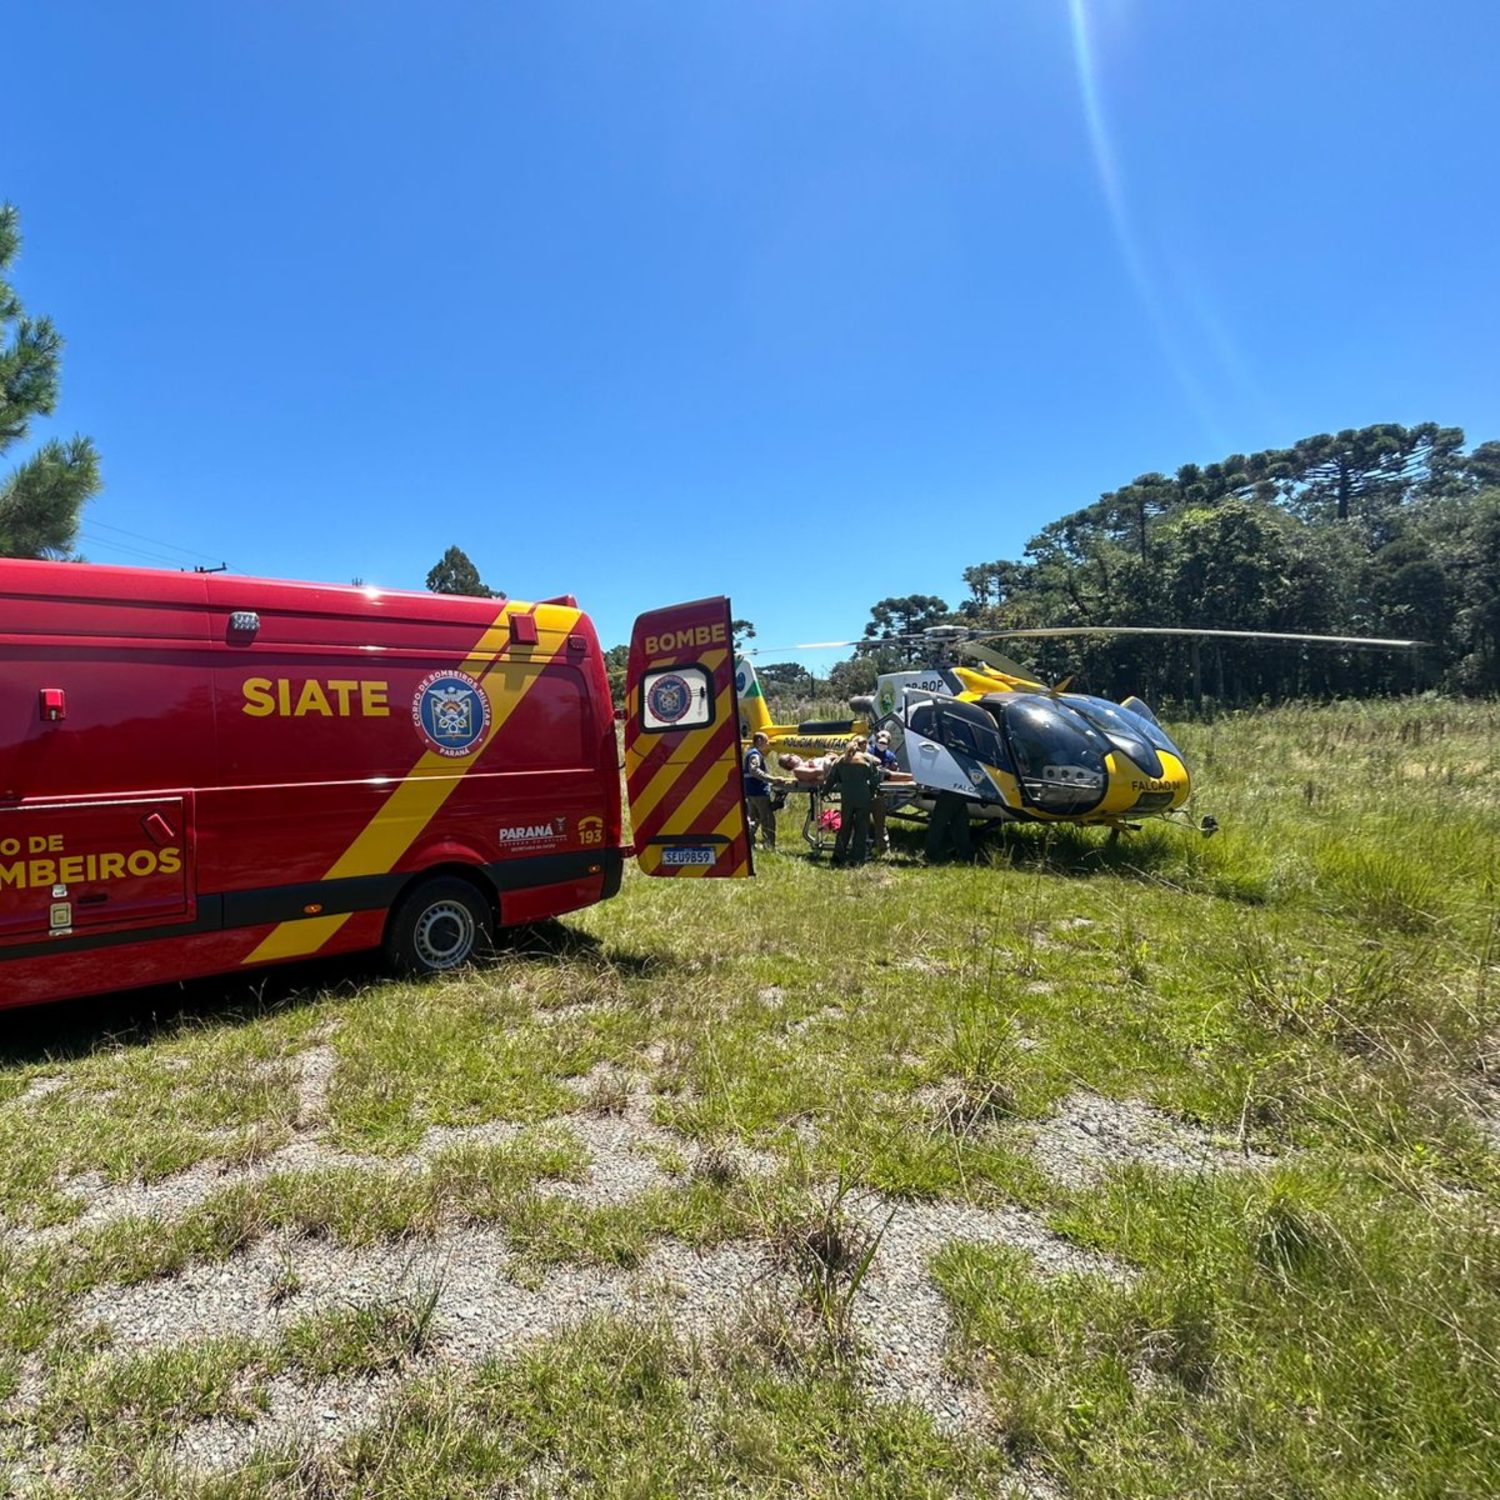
[2,697,1496,1495]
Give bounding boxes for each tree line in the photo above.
[753,424,1500,710]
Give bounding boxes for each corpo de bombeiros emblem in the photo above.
[646,673,693,724]
[413,670,492,757]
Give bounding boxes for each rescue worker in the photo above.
[924,789,974,864]
[869,728,899,854]
[823,738,881,866]
[743,731,778,849]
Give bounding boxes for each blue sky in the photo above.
[7,1,1498,663]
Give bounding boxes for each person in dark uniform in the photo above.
[823,739,881,866]
[924,790,974,863]
[743,731,778,849]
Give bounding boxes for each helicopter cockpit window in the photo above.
[936,700,1009,769]
[1066,695,1172,778]
[943,717,977,753]
[1072,696,1180,755]
[908,702,939,741]
[997,694,1108,813]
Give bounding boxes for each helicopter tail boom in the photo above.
[734,656,776,738]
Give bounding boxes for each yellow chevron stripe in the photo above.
[657,755,733,840]
[636,783,747,880]
[244,604,578,964]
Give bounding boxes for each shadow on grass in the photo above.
[0,951,377,1068]
[880,818,1204,884]
[501,918,679,978]
[982,823,1187,877]
[0,919,679,1069]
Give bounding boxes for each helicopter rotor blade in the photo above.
[741,639,860,655]
[954,639,1048,682]
[746,632,937,656]
[974,626,1427,650]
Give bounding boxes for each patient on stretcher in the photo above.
[777,752,838,786]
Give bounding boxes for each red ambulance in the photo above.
[0,561,750,1010]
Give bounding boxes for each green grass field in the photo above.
[2,698,1497,1497]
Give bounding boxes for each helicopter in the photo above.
[736,624,1426,834]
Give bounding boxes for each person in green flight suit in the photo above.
[823,738,882,866]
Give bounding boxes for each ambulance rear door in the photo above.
[624,598,752,878]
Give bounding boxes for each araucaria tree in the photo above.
[0,205,100,559]
[948,421,1500,698]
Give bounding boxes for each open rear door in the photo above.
[625,598,753,878]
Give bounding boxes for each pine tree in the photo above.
[425,545,496,597]
[0,205,100,559]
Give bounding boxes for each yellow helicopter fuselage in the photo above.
[735,657,1192,828]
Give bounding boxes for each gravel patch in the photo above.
[11,1140,399,1252]
[10,1077,67,1107]
[6,1052,1146,1483]
[7,1045,560,1250]
[292,1045,337,1130]
[40,1181,1119,1468]
[530,999,615,1027]
[39,1232,780,1483]
[850,1192,1123,1432]
[77,1226,780,1361]
[548,1062,784,1205]
[541,1113,673,1206]
[2,1370,413,1494]
[23,1161,247,1248]
[1022,1089,1273,1189]
[7,1057,761,1251]
[172,1368,409,1474]
[788,1005,845,1036]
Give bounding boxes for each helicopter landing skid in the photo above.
[1156,809,1219,837]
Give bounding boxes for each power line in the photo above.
[86,518,221,563]
[77,531,197,569]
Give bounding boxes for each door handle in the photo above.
[143,812,176,845]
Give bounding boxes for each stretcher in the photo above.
[771,780,920,856]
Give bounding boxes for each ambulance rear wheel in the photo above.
[385,878,494,976]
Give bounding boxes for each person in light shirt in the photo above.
[868,728,900,854]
